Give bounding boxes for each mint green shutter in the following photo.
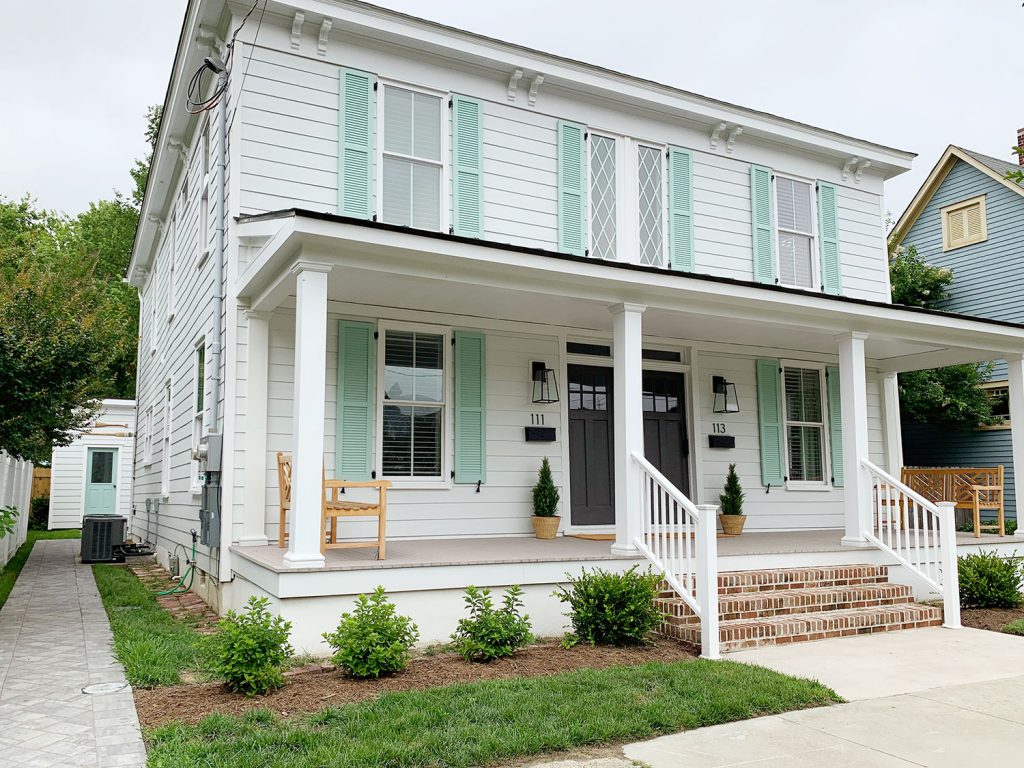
[750,165,776,284]
[668,147,694,272]
[452,95,484,238]
[338,68,375,219]
[826,366,844,486]
[817,182,842,295]
[453,330,486,483]
[336,320,376,480]
[557,121,587,256]
[756,358,785,487]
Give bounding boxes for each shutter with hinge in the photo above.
[452,95,484,238]
[756,358,785,487]
[453,330,486,483]
[557,121,587,256]
[336,320,376,480]
[817,182,842,295]
[826,366,844,487]
[750,164,776,284]
[338,68,375,219]
[668,147,694,272]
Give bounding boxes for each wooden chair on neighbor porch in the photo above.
[276,452,391,559]
[900,466,1005,538]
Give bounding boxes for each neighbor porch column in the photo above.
[837,332,871,546]
[284,263,332,569]
[238,310,271,547]
[1005,355,1024,525]
[881,371,903,475]
[610,302,646,555]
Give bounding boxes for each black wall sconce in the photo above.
[531,361,559,404]
[712,375,740,413]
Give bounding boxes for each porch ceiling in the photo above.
[236,212,1024,372]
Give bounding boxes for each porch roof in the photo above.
[235,209,1024,373]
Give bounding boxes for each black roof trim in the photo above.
[237,207,1024,333]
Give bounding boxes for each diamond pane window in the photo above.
[782,367,825,483]
[638,145,664,266]
[381,86,443,230]
[382,330,445,478]
[589,134,617,260]
[775,176,816,289]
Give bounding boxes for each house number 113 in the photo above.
[712,423,727,434]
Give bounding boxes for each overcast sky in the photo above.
[1,0,1020,222]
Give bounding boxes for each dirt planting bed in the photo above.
[960,605,1024,633]
[134,638,694,728]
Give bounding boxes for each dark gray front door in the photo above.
[642,370,690,496]
[568,365,614,526]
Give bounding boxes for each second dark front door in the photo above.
[568,365,614,526]
[642,370,690,496]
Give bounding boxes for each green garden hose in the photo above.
[158,530,198,596]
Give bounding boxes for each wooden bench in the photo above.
[276,452,390,559]
[901,466,1005,538]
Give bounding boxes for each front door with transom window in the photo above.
[84,448,118,516]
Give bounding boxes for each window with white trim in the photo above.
[168,213,177,321]
[199,122,210,264]
[143,405,154,465]
[774,175,818,290]
[782,365,828,485]
[637,143,665,266]
[380,329,445,479]
[190,341,207,491]
[161,379,172,496]
[589,132,617,261]
[379,84,444,231]
[148,275,157,354]
[941,195,987,251]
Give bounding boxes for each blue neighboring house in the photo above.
[891,142,1024,522]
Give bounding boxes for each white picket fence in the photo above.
[0,451,34,569]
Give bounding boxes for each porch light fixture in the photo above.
[712,376,740,414]
[531,361,559,404]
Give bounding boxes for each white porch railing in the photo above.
[631,451,720,659]
[861,458,961,628]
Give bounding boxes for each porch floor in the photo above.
[231,529,1024,574]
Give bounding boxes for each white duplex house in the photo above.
[128,0,1024,654]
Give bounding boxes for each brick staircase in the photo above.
[658,564,944,653]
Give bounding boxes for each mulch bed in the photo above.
[961,605,1024,633]
[134,638,694,728]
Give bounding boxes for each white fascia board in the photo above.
[235,215,1024,357]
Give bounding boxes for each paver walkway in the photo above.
[0,539,146,767]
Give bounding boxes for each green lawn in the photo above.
[93,564,215,687]
[146,660,840,768]
[0,529,81,609]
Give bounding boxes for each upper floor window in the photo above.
[637,143,665,267]
[942,195,987,251]
[775,175,817,290]
[588,133,617,261]
[379,84,444,231]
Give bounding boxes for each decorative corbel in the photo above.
[318,18,333,56]
[726,125,743,154]
[841,156,859,182]
[528,74,544,106]
[291,11,304,49]
[147,215,166,235]
[507,68,523,101]
[710,122,727,150]
[195,25,225,57]
[854,159,871,184]
[167,138,188,164]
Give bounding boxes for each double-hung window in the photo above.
[380,84,444,231]
[588,132,618,261]
[143,405,154,465]
[782,365,828,486]
[637,143,666,267]
[380,329,446,480]
[774,175,817,289]
[160,380,172,497]
[190,342,207,492]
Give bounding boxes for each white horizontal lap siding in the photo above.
[697,352,886,531]
[837,185,888,301]
[263,309,563,541]
[48,443,86,529]
[692,152,754,281]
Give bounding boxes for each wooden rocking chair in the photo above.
[276,452,390,559]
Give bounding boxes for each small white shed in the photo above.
[48,399,135,529]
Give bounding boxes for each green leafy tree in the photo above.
[130,105,163,209]
[889,243,952,307]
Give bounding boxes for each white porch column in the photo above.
[881,371,903,475]
[284,263,332,569]
[238,310,271,547]
[610,302,646,555]
[1006,355,1024,525]
[838,332,871,546]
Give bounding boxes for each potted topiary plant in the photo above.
[719,463,746,536]
[531,457,560,539]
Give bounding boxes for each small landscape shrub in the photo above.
[532,457,559,517]
[29,497,49,531]
[1004,619,1024,636]
[958,551,1023,609]
[214,596,293,696]
[451,585,532,662]
[556,565,662,646]
[323,586,418,678]
[0,506,18,539]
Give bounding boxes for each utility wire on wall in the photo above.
[185,0,266,115]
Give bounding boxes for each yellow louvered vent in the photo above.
[941,195,987,250]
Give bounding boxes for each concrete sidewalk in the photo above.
[0,539,146,767]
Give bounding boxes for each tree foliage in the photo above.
[130,105,163,209]
[888,243,952,307]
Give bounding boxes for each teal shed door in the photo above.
[84,448,118,515]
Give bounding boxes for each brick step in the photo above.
[661,603,944,653]
[658,564,890,599]
[659,582,915,624]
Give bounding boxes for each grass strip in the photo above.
[1004,618,1024,636]
[0,529,81,609]
[146,659,840,768]
[93,563,215,687]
